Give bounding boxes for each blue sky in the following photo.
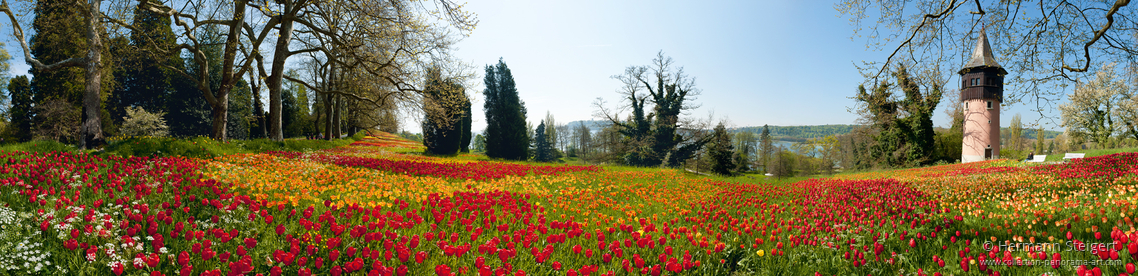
[448,0,1060,133]
[1,0,1064,133]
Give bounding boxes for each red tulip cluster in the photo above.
[268,151,601,180]
[923,166,1023,178]
[1032,152,1138,179]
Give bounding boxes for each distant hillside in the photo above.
[566,121,861,143]
[1004,128,1062,140]
[564,120,1065,144]
[733,125,861,142]
[565,120,612,131]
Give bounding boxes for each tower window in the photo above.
[964,102,969,110]
[987,100,993,109]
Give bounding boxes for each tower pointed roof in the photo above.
[964,27,1001,69]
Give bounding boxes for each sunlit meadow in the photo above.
[0,131,1136,275]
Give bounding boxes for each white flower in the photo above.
[133,257,145,267]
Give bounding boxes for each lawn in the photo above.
[0,131,1136,275]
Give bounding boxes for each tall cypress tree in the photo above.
[459,96,472,152]
[483,59,528,160]
[6,76,32,142]
[533,120,555,162]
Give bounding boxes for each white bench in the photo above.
[1063,153,1086,160]
[1027,155,1047,162]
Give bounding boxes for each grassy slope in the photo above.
[0,132,367,158]
[1043,146,1138,161]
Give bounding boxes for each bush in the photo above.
[119,106,169,137]
[32,99,79,142]
[103,137,213,159]
[1001,149,1029,161]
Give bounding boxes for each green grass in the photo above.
[0,140,79,153]
[1043,146,1138,161]
[99,131,367,158]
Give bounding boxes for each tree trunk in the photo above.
[208,0,247,142]
[79,0,104,149]
[312,91,321,136]
[333,94,342,139]
[267,1,295,141]
[251,70,266,139]
[210,94,228,140]
[324,94,333,140]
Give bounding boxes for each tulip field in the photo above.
[2,131,1138,275]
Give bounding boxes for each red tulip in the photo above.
[435,265,453,276]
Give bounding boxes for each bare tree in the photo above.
[838,0,1137,121]
[253,0,474,141]
[594,51,709,167]
[0,0,115,148]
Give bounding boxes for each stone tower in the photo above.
[959,27,1006,163]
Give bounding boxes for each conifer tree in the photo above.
[119,0,178,117]
[167,27,220,137]
[460,97,472,152]
[227,79,252,140]
[708,122,737,175]
[760,124,773,172]
[533,120,555,162]
[29,0,86,107]
[422,68,465,155]
[6,76,32,142]
[483,59,529,160]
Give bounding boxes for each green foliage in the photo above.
[30,0,87,107]
[853,66,942,167]
[4,76,32,142]
[483,59,529,160]
[460,99,472,152]
[707,123,737,175]
[769,147,796,178]
[606,53,709,167]
[1007,113,1023,151]
[228,79,253,139]
[118,106,169,137]
[760,125,772,172]
[1001,148,1028,161]
[472,134,486,152]
[0,140,75,153]
[103,137,214,158]
[167,26,222,137]
[110,0,180,125]
[33,98,79,143]
[734,124,861,143]
[103,133,363,159]
[533,120,556,162]
[422,67,467,155]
